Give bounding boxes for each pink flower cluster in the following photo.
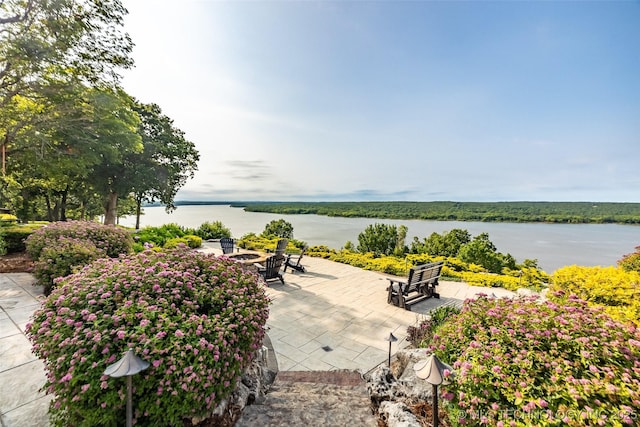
[27,247,270,426]
[430,293,640,426]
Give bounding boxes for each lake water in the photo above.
[119,204,640,273]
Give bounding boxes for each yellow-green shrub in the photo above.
[308,248,543,291]
[237,233,303,252]
[551,265,640,326]
[163,234,202,249]
[0,213,18,224]
[459,271,522,290]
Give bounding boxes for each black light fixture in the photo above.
[104,348,150,427]
[384,332,398,367]
[414,354,454,427]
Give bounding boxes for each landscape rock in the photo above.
[365,365,396,405]
[365,348,435,425]
[378,401,422,427]
[395,349,434,403]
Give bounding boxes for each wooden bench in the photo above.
[387,261,444,310]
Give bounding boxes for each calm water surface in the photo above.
[120,205,640,273]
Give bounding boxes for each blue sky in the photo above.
[121,1,639,202]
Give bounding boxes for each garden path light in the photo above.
[384,332,398,367]
[414,354,454,427]
[104,348,150,427]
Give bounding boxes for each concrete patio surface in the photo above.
[0,245,514,426]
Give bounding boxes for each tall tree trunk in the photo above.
[135,194,142,230]
[20,189,30,223]
[60,185,68,221]
[45,194,53,222]
[104,192,118,225]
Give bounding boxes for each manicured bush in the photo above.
[237,232,305,253]
[330,250,409,275]
[133,223,193,248]
[0,212,18,224]
[34,237,106,295]
[430,293,640,426]
[27,247,270,426]
[195,221,231,240]
[163,235,202,249]
[357,223,407,257]
[0,224,43,253]
[25,221,132,294]
[25,221,132,259]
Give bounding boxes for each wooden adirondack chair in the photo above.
[257,255,285,285]
[284,246,307,273]
[274,238,288,257]
[220,238,235,254]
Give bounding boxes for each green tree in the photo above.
[1,0,133,173]
[1,0,134,222]
[262,219,294,239]
[87,89,143,225]
[411,228,471,256]
[458,232,509,273]
[0,0,132,107]
[357,223,407,257]
[8,87,142,224]
[196,221,232,240]
[128,102,199,229]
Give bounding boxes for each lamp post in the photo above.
[104,348,150,427]
[414,354,454,427]
[385,332,398,367]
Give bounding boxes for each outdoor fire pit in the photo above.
[224,251,269,272]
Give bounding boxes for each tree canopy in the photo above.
[0,1,199,223]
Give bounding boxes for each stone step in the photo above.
[235,371,378,427]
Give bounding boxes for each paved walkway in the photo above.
[0,273,50,427]
[0,246,514,426]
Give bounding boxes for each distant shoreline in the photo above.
[145,201,640,226]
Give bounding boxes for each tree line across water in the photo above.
[236,201,640,224]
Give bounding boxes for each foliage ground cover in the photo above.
[429,293,640,427]
[27,247,270,426]
[303,246,548,291]
[551,265,640,327]
[238,233,306,253]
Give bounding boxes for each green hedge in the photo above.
[0,224,42,253]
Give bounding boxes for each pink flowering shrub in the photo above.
[34,237,107,295]
[25,220,132,259]
[27,247,270,426]
[429,293,640,426]
[25,221,133,295]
